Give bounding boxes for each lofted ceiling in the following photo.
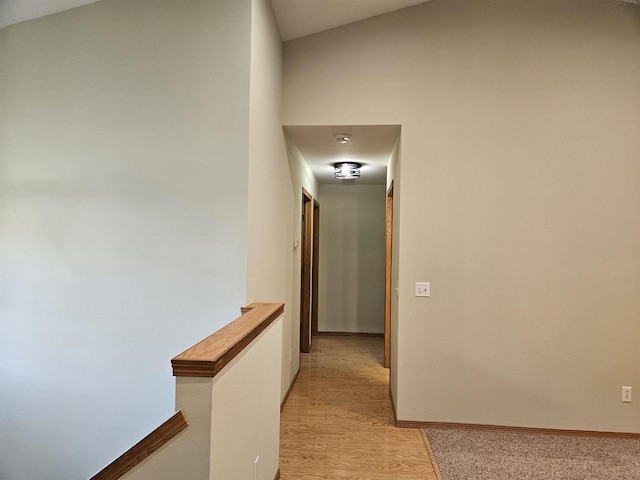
[0,0,429,31]
[1,0,639,33]
[0,0,100,29]
[270,0,429,41]
[284,125,400,185]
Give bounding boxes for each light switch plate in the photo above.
[622,386,632,403]
[415,282,430,297]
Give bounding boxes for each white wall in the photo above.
[0,0,251,478]
[283,0,640,432]
[318,184,386,334]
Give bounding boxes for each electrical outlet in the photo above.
[415,282,431,297]
[254,455,259,479]
[622,386,632,403]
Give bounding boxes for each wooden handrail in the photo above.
[171,302,285,377]
[90,411,188,480]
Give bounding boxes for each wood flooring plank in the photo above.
[279,336,438,479]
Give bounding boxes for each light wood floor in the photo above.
[279,335,439,479]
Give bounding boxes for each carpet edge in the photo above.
[405,421,640,439]
[420,428,444,480]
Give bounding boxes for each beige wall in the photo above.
[283,0,640,432]
[387,138,401,405]
[121,319,283,480]
[318,184,386,334]
[247,0,297,403]
[286,137,320,202]
[0,0,252,478]
[284,136,319,366]
[122,378,215,480]
[210,319,282,480]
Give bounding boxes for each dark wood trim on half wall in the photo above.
[90,411,188,480]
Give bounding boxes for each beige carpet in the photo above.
[423,427,640,480]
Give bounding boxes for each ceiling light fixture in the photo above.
[333,162,362,180]
[333,133,352,144]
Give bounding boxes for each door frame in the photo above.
[384,182,393,368]
[311,200,320,337]
[300,188,313,353]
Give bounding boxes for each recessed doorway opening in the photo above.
[285,125,401,368]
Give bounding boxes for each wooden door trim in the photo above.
[311,200,320,336]
[384,183,393,369]
[300,189,313,353]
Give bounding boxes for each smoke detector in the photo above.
[333,133,352,144]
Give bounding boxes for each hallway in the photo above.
[279,336,439,479]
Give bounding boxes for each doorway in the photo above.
[285,125,400,363]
